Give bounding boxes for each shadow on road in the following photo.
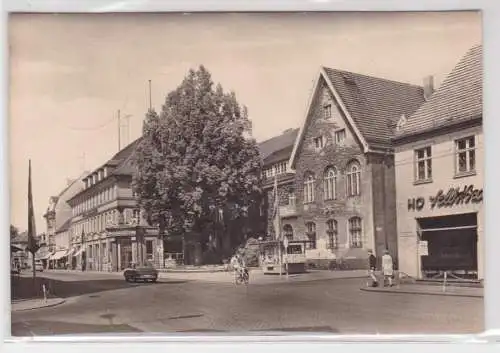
[11,276,187,300]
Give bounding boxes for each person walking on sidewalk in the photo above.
[367,250,378,287]
[382,249,394,287]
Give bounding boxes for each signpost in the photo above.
[418,240,428,256]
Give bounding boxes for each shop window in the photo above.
[323,167,337,200]
[415,146,432,182]
[305,222,316,249]
[349,217,363,248]
[346,161,361,196]
[326,219,338,249]
[303,172,315,203]
[455,136,476,175]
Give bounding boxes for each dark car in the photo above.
[123,264,159,283]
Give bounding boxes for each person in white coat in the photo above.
[381,249,394,287]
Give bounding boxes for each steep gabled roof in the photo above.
[394,45,482,139]
[258,128,299,166]
[55,218,72,233]
[289,67,425,167]
[110,138,142,176]
[324,67,425,145]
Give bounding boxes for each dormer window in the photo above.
[324,104,332,119]
[396,114,407,131]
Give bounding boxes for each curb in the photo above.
[359,287,483,298]
[12,298,66,312]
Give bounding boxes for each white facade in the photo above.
[395,124,483,279]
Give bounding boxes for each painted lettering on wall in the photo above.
[408,185,483,211]
[407,197,425,211]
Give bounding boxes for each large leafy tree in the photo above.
[10,224,19,240]
[133,66,263,265]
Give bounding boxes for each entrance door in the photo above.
[418,213,478,278]
[120,239,133,270]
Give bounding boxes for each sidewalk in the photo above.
[11,297,66,312]
[360,283,483,298]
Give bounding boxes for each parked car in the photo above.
[123,264,158,283]
[35,260,44,272]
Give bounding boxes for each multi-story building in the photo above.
[264,67,427,269]
[67,141,161,272]
[43,176,86,252]
[392,45,483,280]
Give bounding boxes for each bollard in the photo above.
[42,284,47,303]
[442,271,447,292]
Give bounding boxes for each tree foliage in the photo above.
[132,66,263,259]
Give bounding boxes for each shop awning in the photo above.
[65,247,76,257]
[36,252,52,260]
[73,248,85,257]
[50,250,68,260]
[11,245,23,253]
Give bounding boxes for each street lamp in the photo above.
[81,229,85,272]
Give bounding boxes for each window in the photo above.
[324,104,332,119]
[323,167,337,200]
[283,224,293,240]
[146,240,154,261]
[346,161,361,196]
[313,136,324,149]
[305,222,316,249]
[303,173,315,203]
[415,146,432,181]
[456,136,476,174]
[288,192,296,206]
[326,219,338,250]
[335,129,346,144]
[349,217,362,248]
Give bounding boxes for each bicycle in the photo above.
[235,268,249,285]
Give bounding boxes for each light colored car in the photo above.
[35,260,44,272]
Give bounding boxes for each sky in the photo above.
[8,11,482,232]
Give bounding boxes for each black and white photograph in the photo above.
[8,11,483,337]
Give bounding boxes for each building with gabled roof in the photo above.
[392,45,483,280]
[266,65,428,269]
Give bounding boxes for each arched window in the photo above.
[283,224,293,240]
[349,217,363,248]
[346,161,361,196]
[303,173,315,203]
[326,219,338,250]
[323,167,337,200]
[305,222,316,249]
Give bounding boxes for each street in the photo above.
[11,271,484,336]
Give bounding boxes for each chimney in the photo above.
[423,75,434,100]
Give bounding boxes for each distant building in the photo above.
[392,45,483,280]
[43,173,87,268]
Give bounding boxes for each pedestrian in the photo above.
[367,250,378,287]
[382,249,394,287]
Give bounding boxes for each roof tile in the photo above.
[395,45,482,138]
[323,67,426,148]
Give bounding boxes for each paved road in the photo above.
[11,271,484,336]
